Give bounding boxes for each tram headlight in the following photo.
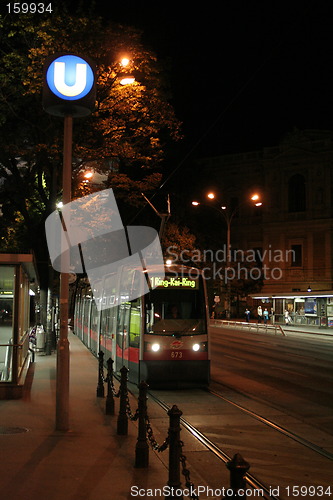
[151,343,160,352]
[192,343,200,352]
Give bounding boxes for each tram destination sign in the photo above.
[150,276,198,289]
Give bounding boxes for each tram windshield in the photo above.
[146,275,206,335]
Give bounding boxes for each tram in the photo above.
[73,265,210,387]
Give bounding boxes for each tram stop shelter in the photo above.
[0,253,38,399]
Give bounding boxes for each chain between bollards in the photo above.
[99,360,250,499]
[96,351,105,398]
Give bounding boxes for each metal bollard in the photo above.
[105,357,115,415]
[226,453,250,498]
[135,381,149,468]
[117,365,129,435]
[96,351,105,398]
[165,405,183,499]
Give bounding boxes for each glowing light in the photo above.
[119,75,135,85]
[46,55,94,101]
[84,172,93,179]
[166,259,172,267]
[207,192,215,199]
[251,194,259,201]
[192,343,200,351]
[192,201,200,206]
[151,343,160,352]
[120,57,130,67]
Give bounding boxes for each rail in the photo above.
[274,314,330,328]
[148,390,276,500]
[211,319,286,336]
[208,388,333,461]
[0,331,31,382]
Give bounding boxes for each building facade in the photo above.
[196,129,333,325]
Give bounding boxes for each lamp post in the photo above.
[192,192,262,319]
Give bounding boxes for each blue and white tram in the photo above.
[73,265,210,387]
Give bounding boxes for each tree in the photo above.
[163,222,197,262]
[0,6,181,327]
[0,11,182,259]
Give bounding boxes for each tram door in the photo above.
[116,303,131,372]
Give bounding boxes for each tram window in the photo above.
[101,307,113,339]
[90,301,99,334]
[129,299,141,347]
[117,303,131,348]
[83,299,90,328]
[151,289,204,321]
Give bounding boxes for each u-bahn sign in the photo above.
[43,53,96,117]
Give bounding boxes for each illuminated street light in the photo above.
[119,75,135,85]
[120,57,130,67]
[251,193,263,207]
[119,56,135,85]
[192,192,263,319]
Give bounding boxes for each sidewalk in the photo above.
[212,319,333,336]
[279,324,333,336]
[0,332,168,500]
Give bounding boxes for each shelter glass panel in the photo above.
[0,265,15,382]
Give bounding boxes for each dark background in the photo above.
[55,2,333,229]
[91,1,333,158]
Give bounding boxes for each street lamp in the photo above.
[251,193,263,207]
[192,192,262,319]
[83,171,93,180]
[119,56,136,85]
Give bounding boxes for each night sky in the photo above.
[92,2,333,158]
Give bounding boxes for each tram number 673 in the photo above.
[171,351,183,359]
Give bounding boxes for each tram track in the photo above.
[146,385,333,500]
[206,387,333,461]
[148,390,279,500]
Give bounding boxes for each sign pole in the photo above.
[56,115,72,431]
[43,54,96,431]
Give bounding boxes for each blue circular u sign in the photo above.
[46,55,94,101]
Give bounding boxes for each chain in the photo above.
[180,440,199,500]
[104,373,120,398]
[146,414,169,452]
[125,390,139,421]
[99,364,105,383]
